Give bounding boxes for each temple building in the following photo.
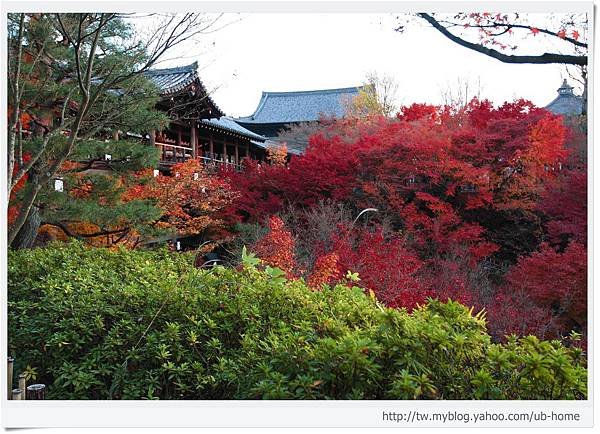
[144,62,270,170]
[545,79,585,116]
[236,86,363,140]
[145,63,365,164]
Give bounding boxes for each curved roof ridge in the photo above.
[145,61,198,76]
[248,91,271,120]
[261,86,366,96]
[143,61,224,117]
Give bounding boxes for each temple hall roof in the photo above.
[145,61,200,95]
[545,79,584,116]
[145,61,224,117]
[201,116,266,142]
[237,86,364,124]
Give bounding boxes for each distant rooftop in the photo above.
[545,79,584,116]
[237,86,363,124]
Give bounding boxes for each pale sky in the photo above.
[152,13,584,118]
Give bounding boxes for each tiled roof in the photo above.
[201,116,266,142]
[144,61,224,117]
[145,62,200,95]
[237,86,363,124]
[545,79,584,116]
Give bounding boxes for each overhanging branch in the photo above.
[418,13,587,66]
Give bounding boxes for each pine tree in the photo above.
[8,13,218,247]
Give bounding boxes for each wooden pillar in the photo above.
[235,141,239,166]
[246,141,250,161]
[209,133,214,159]
[18,374,26,400]
[177,125,182,146]
[149,129,156,146]
[190,123,197,158]
[198,134,205,157]
[7,357,13,400]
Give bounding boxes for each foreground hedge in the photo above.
[8,242,587,399]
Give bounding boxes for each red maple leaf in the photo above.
[557,29,567,39]
[530,27,540,35]
[572,30,580,40]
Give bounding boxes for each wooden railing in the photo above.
[155,142,242,171]
[199,155,242,171]
[156,142,193,164]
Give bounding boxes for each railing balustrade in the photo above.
[156,143,243,171]
[156,142,193,164]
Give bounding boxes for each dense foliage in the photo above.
[7,13,169,247]
[222,100,587,341]
[8,243,586,400]
[7,12,210,248]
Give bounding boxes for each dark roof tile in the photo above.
[145,61,224,117]
[237,86,363,124]
[145,61,200,95]
[201,117,266,142]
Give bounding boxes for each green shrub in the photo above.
[8,242,587,399]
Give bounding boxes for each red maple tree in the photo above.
[225,98,585,340]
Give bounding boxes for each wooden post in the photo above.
[149,129,156,146]
[12,389,22,400]
[177,125,182,146]
[190,124,197,158]
[209,133,214,159]
[7,357,13,400]
[26,384,46,400]
[18,374,26,400]
[246,142,250,161]
[235,142,239,167]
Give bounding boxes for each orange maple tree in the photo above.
[251,215,297,277]
[125,159,236,239]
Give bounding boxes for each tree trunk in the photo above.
[8,177,43,247]
[11,205,42,249]
[581,70,588,116]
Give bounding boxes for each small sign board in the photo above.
[54,178,64,192]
